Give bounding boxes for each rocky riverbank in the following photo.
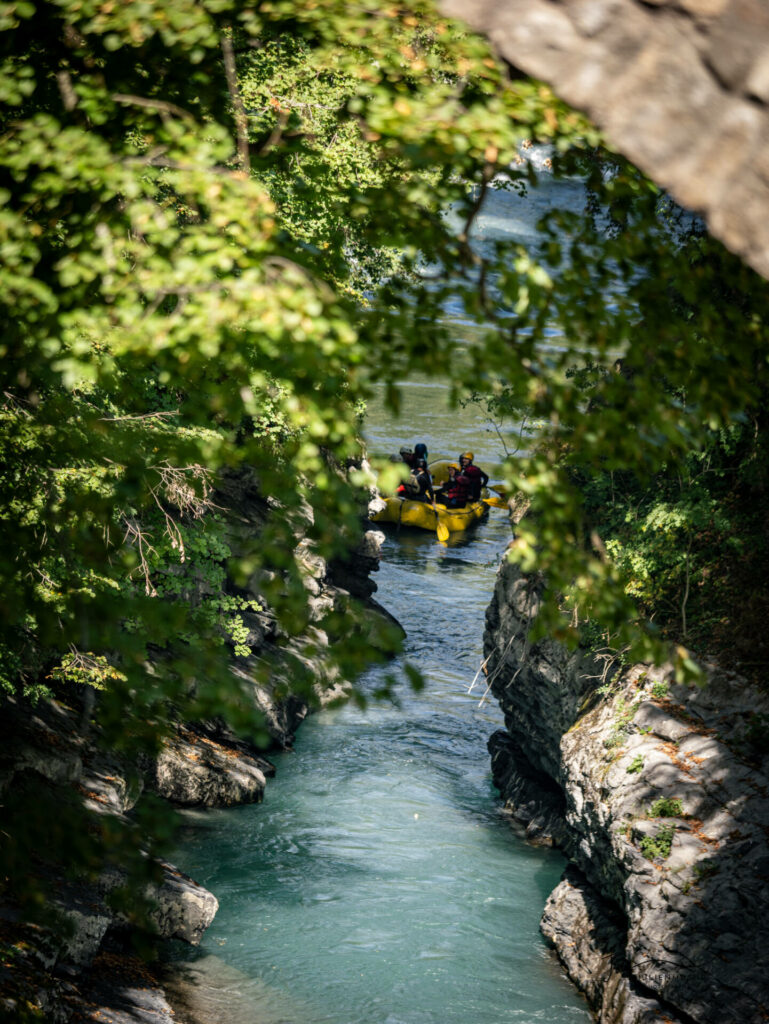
[483,557,769,1024]
[0,469,397,1023]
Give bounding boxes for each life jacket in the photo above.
[399,468,433,500]
[462,463,486,500]
[443,472,470,505]
[415,468,434,500]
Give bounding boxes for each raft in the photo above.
[370,496,486,534]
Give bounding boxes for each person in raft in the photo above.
[458,451,489,500]
[397,458,435,502]
[435,463,470,508]
[397,442,429,469]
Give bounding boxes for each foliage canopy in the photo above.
[0,0,596,934]
[3,0,769,962]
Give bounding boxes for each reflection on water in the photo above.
[164,955,319,1024]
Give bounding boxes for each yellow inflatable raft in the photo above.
[370,496,486,535]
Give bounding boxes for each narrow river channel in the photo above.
[165,165,593,1024]
[166,507,590,1024]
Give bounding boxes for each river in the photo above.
[164,167,593,1024]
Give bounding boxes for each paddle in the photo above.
[432,503,450,543]
[483,495,508,508]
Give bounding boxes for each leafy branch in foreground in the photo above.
[0,0,598,931]
[469,153,769,678]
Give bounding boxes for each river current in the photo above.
[166,166,592,1024]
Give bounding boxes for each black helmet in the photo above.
[414,442,428,458]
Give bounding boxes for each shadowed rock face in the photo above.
[441,0,769,280]
[483,559,769,1024]
[540,866,667,1024]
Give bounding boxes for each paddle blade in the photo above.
[436,519,450,543]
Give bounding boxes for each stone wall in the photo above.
[0,694,220,1024]
[483,558,769,1024]
[441,0,769,280]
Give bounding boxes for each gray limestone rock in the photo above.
[72,951,179,1024]
[541,866,683,1024]
[58,906,114,967]
[147,862,219,946]
[0,695,85,793]
[483,559,769,1024]
[328,528,385,600]
[488,730,571,847]
[439,0,769,281]
[152,725,271,806]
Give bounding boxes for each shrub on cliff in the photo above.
[640,823,676,862]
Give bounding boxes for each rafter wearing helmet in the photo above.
[457,452,489,500]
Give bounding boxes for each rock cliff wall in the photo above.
[0,693,220,1023]
[484,557,769,1024]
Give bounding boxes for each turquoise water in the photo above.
[167,514,589,1024]
[165,164,591,1024]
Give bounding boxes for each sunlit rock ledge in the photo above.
[483,558,769,1024]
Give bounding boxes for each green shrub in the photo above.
[649,796,683,817]
[626,753,644,774]
[604,696,643,750]
[651,680,669,700]
[640,823,676,861]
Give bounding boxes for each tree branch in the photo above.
[111,93,195,120]
[99,410,180,422]
[257,107,289,157]
[459,161,495,245]
[125,153,241,179]
[221,32,251,174]
[56,70,78,112]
